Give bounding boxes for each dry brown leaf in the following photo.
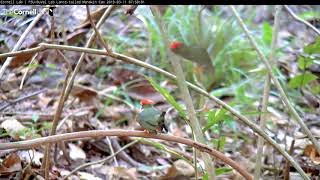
[126,82,164,103]
[75,6,108,30]
[67,28,89,44]
[160,159,194,180]
[78,172,101,180]
[17,150,43,167]
[101,105,130,120]
[109,68,143,85]
[38,93,53,108]
[1,119,27,140]
[0,153,22,175]
[107,166,138,180]
[0,78,20,92]
[304,144,320,164]
[68,143,86,161]
[71,84,98,103]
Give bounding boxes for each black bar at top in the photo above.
[0,0,314,5]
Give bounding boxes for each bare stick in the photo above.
[43,50,72,180]
[231,3,320,154]
[0,43,308,178]
[254,5,281,180]
[86,6,111,53]
[0,7,48,79]
[19,53,39,90]
[0,130,252,180]
[230,6,316,178]
[62,5,117,106]
[150,6,215,179]
[284,5,320,36]
[0,88,47,111]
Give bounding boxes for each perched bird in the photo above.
[169,41,215,77]
[136,99,167,134]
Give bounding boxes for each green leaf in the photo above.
[288,73,318,89]
[145,76,187,120]
[303,37,320,54]
[298,56,314,70]
[311,84,320,94]
[298,11,320,21]
[218,136,226,151]
[202,109,227,133]
[96,66,112,77]
[27,63,41,69]
[215,167,233,175]
[202,173,209,180]
[262,22,272,45]
[47,63,57,69]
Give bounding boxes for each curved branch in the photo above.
[0,130,253,180]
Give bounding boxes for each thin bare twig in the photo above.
[0,7,48,79]
[150,6,215,179]
[230,5,310,179]
[284,5,320,36]
[0,130,252,180]
[62,5,117,107]
[86,6,111,53]
[254,5,281,180]
[20,53,39,90]
[43,50,72,180]
[0,88,47,111]
[0,43,306,177]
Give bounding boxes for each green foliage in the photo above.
[145,76,187,120]
[288,73,318,89]
[202,109,227,133]
[262,22,273,45]
[139,6,257,85]
[203,166,232,179]
[298,56,314,70]
[289,37,320,90]
[96,66,112,78]
[298,11,320,20]
[47,63,57,69]
[303,37,320,54]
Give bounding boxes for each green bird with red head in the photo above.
[136,99,167,134]
[169,41,215,78]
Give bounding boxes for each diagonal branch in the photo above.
[284,5,320,36]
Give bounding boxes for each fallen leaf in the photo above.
[75,6,108,30]
[71,84,98,103]
[67,28,89,44]
[17,150,43,167]
[1,118,27,140]
[0,153,22,175]
[109,68,143,85]
[68,143,86,161]
[78,171,102,180]
[160,159,194,179]
[304,144,320,164]
[126,82,164,103]
[108,166,138,180]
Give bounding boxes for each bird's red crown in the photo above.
[140,99,155,106]
[170,41,183,50]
